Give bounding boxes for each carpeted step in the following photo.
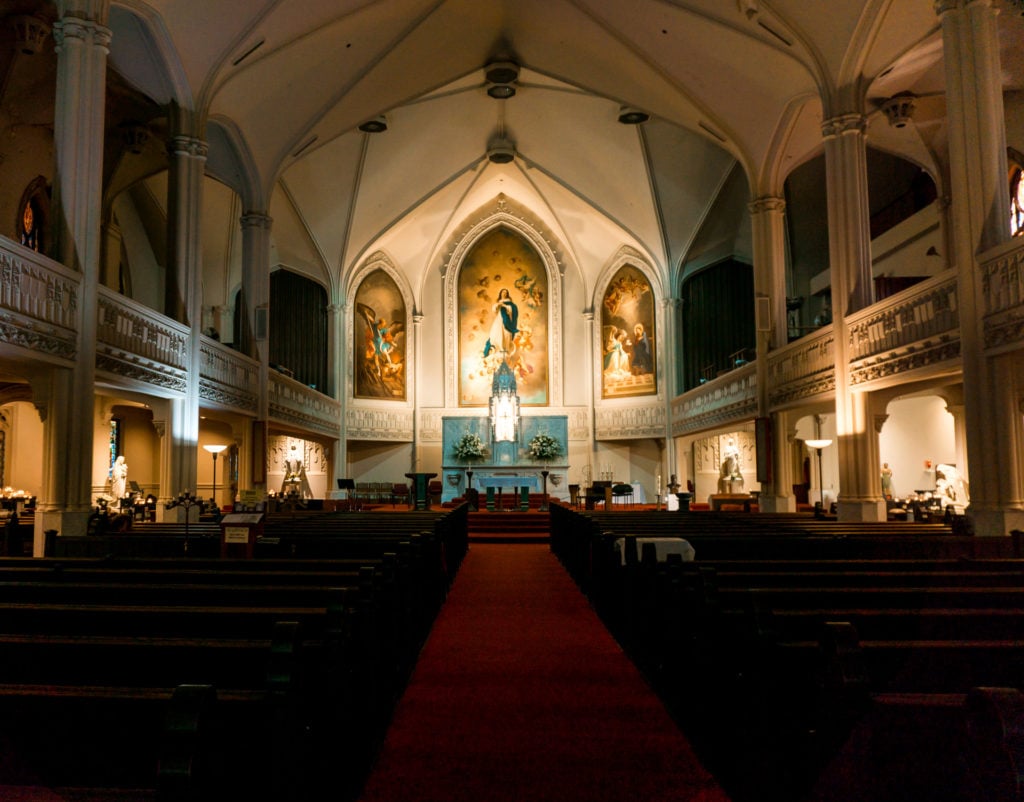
[466,511,550,542]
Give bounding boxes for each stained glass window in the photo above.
[108,418,121,480]
[20,200,39,251]
[1011,166,1024,237]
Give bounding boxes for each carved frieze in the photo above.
[849,336,961,386]
[594,404,665,440]
[345,407,415,441]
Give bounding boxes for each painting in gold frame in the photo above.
[354,269,406,400]
[458,227,549,406]
[600,264,657,399]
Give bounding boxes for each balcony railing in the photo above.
[846,269,959,363]
[269,370,341,436]
[981,236,1024,351]
[97,287,189,371]
[0,238,79,360]
[199,336,260,413]
[671,362,757,436]
[765,325,835,407]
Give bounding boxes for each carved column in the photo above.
[100,219,122,290]
[936,0,1019,534]
[46,5,110,532]
[241,212,272,490]
[410,312,423,472]
[659,297,676,480]
[822,112,885,520]
[750,197,793,511]
[584,310,596,481]
[165,130,207,499]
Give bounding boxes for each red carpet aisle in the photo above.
[359,544,730,802]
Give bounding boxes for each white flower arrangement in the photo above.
[453,432,487,461]
[527,433,562,462]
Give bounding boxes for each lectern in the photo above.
[404,472,438,510]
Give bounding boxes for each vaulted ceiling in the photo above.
[87,0,1024,300]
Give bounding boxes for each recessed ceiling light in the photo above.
[617,107,650,125]
[358,116,388,133]
[485,61,519,85]
[487,83,516,100]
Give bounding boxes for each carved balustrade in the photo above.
[981,236,1024,352]
[765,325,835,407]
[269,370,341,436]
[0,239,79,361]
[199,336,260,413]
[671,362,757,436]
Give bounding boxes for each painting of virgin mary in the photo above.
[458,227,549,406]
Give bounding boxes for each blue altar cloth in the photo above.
[474,475,540,491]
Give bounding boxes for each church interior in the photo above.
[1,0,1024,799]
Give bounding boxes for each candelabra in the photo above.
[166,490,199,554]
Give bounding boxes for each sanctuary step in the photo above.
[467,510,550,543]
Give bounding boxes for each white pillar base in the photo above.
[967,506,1024,538]
[837,499,887,522]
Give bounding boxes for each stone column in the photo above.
[583,310,596,484]
[100,219,122,289]
[822,112,886,521]
[47,5,110,534]
[165,131,207,499]
[749,196,794,512]
[936,0,1018,534]
[240,212,272,491]
[659,297,676,483]
[409,312,423,473]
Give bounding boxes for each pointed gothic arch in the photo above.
[442,197,564,408]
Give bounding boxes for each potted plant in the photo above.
[453,432,487,462]
[527,433,561,463]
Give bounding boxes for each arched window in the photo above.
[1011,163,1024,237]
[16,178,49,253]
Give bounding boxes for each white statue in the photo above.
[281,444,313,499]
[935,463,969,508]
[111,455,128,499]
[718,438,744,494]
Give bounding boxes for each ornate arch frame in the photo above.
[347,250,415,406]
[592,246,665,403]
[441,196,564,409]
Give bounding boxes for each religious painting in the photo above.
[600,264,657,398]
[354,269,406,400]
[458,227,549,406]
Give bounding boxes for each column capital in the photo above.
[748,196,786,216]
[821,113,866,139]
[413,313,424,325]
[240,212,273,231]
[53,16,111,51]
[582,310,594,322]
[934,0,993,16]
[168,135,208,160]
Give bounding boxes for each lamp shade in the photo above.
[203,444,228,455]
[805,439,832,450]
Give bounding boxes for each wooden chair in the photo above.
[392,483,411,508]
[612,483,635,509]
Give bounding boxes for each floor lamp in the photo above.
[203,443,228,516]
[805,438,832,516]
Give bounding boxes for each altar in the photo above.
[472,475,540,491]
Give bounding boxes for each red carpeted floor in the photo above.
[358,544,730,802]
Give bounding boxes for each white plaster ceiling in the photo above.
[103,0,1024,300]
